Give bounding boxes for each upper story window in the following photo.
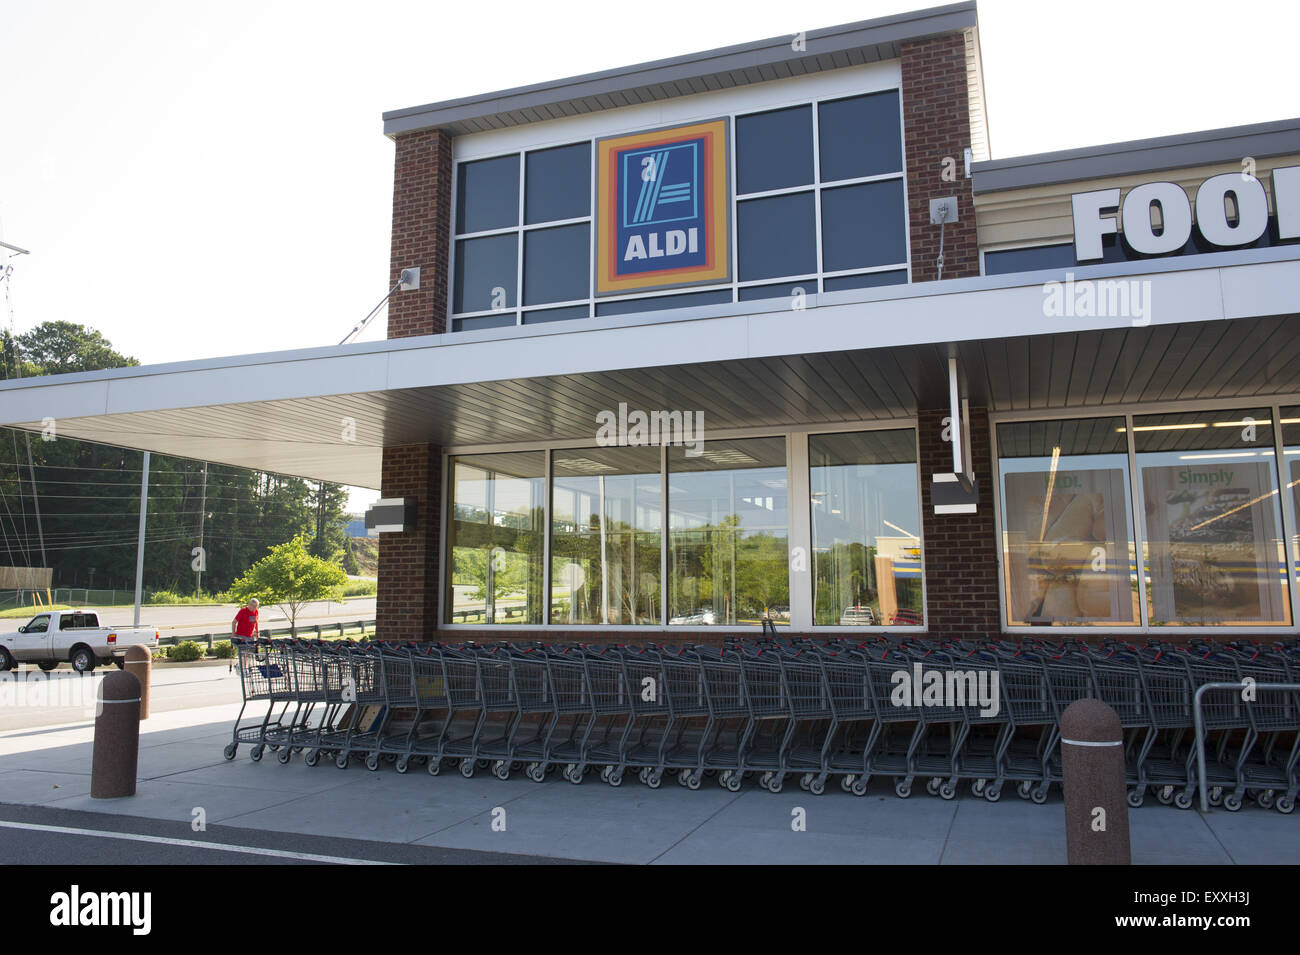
[450,88,908,332]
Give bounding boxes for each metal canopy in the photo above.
[1,314,1297,489]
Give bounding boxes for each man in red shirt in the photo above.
[232,598,259,639]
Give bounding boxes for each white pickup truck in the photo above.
[0,610,159,673]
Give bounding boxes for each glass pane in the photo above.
[810,430,923,627]
[453,314,516,332]
[523,305,589,324]
[596,289,731,317]
[455,154,519,234]
[821,180,907,272]
[1279,406,1300,586]
[525,142,590,224]
[818,90,902,181]
[523,223,589,305]
[1134,409,1289,626]
[735,105,813,194]
[997,417,1139,626]
[446,452,546,625]
[453,234,516,313]
[822,270,907,293]
[551,447,662,625]
[737,192,816,281]
[668,437,789,626]
[738,281,813,303]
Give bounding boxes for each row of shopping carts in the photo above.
[223,634,1300,813]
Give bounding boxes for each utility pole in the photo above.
[1,240,46,572]
[195,463,207,595]
[133,452,150,627]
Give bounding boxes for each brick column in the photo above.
[388,128,452,339]
[918,407,1000,635]
[375,444,442,642]
[900,31,981,283]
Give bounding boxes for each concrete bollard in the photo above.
[123,644,151,720]
[1061,698,1131,865]
[91,671,141,798]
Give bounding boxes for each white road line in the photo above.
[0,819,400,865]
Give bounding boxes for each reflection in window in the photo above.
[446,452,546,625]
[810,430,923,626]
[551,448,662,625]
[1135,409,1289,626]
[997,418,1139,626]
[668,438,789,625]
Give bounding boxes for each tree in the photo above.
[13,321,138,376]
[227,537,346,635]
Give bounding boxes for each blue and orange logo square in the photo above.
[596,119,730,295]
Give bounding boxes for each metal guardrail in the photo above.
[1193,680,1300,812]
[159,619,376,649]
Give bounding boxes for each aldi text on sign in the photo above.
[596,119,730,295]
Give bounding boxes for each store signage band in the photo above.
[595,119,730,295]
[1071,165,1300,262]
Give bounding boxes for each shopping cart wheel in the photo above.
[1222,794,1243,812]
[894,780,911,799]
[1156,786,1174,805]
[493,760,510,781]
[984,784,1002,803]
[365,754,380,772]
[304,749,320,768]
[1126,788,1144,808]
[335,753,349,770]
[568,768,583,786]
[1017,781,1034,800]
[608,769,624,788]
[1275,796,1294,814]
[1174,791,1193,810]
[223,743,237,761]
[850,779,868,797]
[939,781,957,800]
[277,748,292,765]
[841,775,855,793]
[808,777,825,796]
[645,770,662,789]
[395,757,409,774]
[726,773,742,793]
[799,773,812,791]
[1256,790,1275,810]
[638,768,649,785]
[926,778,941,797]
[1208,786,1224,807]
[1030,785,1048,805]
[971,779,986,797]
[600,766,612,782]
[685,772,702,791]
[475,759,489,770]
[526,763,545,783]
[250,745,264,763]
[459,759,475,779]
[427,758,442,777]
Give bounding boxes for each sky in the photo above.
[2,0,1298,511]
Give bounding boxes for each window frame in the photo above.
[447,82,910,332]
[991,397,1300,634]
[437,419,926,632]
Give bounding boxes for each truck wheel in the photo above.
[38,660,58,672]
[0,648,13,671]
[113,656,125,670]
[70,648,96,673]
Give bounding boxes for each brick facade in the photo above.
[900,31,981,283]
[388,128,452,339]
[918,407,1001,634]
[375,444,442,642]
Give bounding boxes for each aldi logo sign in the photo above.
[596,119,730,295]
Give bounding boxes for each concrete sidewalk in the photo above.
[0,704,1294,864]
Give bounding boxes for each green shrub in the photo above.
[152,646,169,660]
[341,579,378,597]
[212,641,235,659]
[167,641,205,662]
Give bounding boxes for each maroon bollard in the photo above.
[123,644,151,720]
[91,670,141,798]
[1061,698,1131,865]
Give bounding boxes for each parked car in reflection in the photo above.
[668,608,717,626]
[838,605,876,626]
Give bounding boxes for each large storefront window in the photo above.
[667,438,789,626]
[997,417,1139,626]
[446,452,546,625]
[1135,410,1290,626]
[550,447,662,625]
[810,429,923,626]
